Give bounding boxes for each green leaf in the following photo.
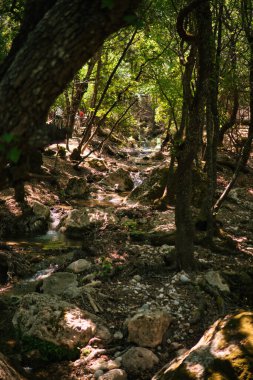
[1,132,14,143]
[124,14,143,28]
[7,147,21,163]
[101,0,114,10]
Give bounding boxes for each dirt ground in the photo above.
[0,145,253,380]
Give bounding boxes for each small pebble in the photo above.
[113,331,123,340]
[133,275,142,281]
[179,274,191,284]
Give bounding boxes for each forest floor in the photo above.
[0,141,253,379]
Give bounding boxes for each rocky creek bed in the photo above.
[0,150,253,379]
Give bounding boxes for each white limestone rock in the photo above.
[204,270,230,293]
[67,259,92,273]
[12,293,111,350]
[126,309,172,347]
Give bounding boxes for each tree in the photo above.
[0,0,142,173]
[175,0,216,269]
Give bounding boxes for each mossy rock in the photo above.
[21,335,79,361]
[129,231,149,243]
[129,165,207,206]
[152,312,253,380]
[222,270,253,302]
[129,166,169,204]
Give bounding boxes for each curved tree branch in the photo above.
[176,0,208,42]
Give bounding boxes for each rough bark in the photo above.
[199,0,218,242]
[175,0,212,270]
[0,0,141,170]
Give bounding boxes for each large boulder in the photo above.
[0,352,27,380]
[32,201,50,220]
[41,272,80,297]
[129,165,206,206]
[152,311,253,380]
[204,270,230,293]
[104,168,134,192]
[22,201,51,235]
[61,208,118,238]
[13,293,111,359]
[88,158,108,172]
[65,177,89,198]
[126,309,172,347]
[128,166,169,204]
[121,347,159,375]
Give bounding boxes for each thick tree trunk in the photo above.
[0,0,141,170]
[199,1,218,242]
[175,155,195,270]
[175,0,211,270]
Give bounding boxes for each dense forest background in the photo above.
[1,0,253,268]
[1,1,253,379]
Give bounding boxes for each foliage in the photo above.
[1,0,253,268]
[0,0,24,61]
[96,256,114,278]
[122,219,138,231]
[0,133,21,163]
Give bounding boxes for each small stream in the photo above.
[2,143,159,289]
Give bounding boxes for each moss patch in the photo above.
[21,335,79,361]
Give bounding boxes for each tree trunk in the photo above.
[0,0,141,171]
[175,0,211,270]
[199,0,218,242]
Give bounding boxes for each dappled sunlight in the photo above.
[233,313,253,354]
[185,362,205,377]
[155,313,253,379]
[64,310,95,335]
[3,197,24,217]
[71,191,127,208]
[109,249,128,262]
[0,283,13,294]
[28,266,57,282]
